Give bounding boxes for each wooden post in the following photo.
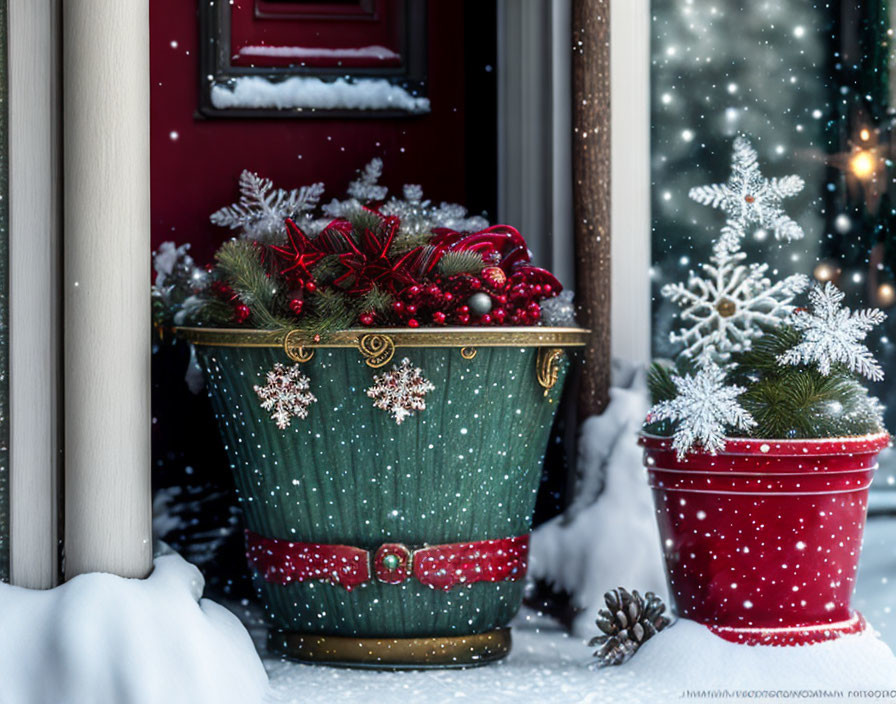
[572,0,612,417]
[63,0,152,579]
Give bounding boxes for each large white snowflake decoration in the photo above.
[648,360,756,459]
[662,245,809,359]
[254,363,317,429]
[663,136,811,359]
[689,135,805,244]
[210,170,325,243]
[778,282,886,381]
[366,357,435,425]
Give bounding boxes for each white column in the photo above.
[8,0,62,588]
[610,0,652,365]
[63,0,152,579]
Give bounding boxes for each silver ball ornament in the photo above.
[467,292,493,315]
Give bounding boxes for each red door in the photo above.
[150,0,496,262]
[149,0,498,593]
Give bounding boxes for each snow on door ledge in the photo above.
[210,75,431,113]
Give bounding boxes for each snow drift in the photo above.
[0,549,268,704]
[530,370,667,636]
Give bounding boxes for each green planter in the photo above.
[180,326,586,667]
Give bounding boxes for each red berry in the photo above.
[542,284,553,295]
[305,280,317,293]
[289,298,304,316]
[359,313,375,326]
[407,318,420,328]
[493,308,506,323]
[458,305,470,315]
[457,313,470,325]
[406,303,418,315]
[432,311,446,324]
[443,292,454,302]
[407,285,422,298]
[233,303,250,324]
[392,300,405,313]
[426,284,441,297]
[480,313,493,325]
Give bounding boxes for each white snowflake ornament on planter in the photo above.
[254,362,317,429]
[648,360,756,459]
[366,357,435,425]
[778,282,886,381]
[689,135,805,244]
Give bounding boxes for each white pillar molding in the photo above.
[63,0,152,579]
[8,0,62,588]
[497,0,574,287]
[609,0,651,364]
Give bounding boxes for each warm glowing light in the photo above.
[860,128,871,142]
[813,262,836,282]
[850,150,875,179]
[879,283,896,306]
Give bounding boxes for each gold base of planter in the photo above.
[268,628,512,669]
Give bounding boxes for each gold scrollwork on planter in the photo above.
[283,330,315,363]
[536,348,565,397]
[359,334,396,368]
[460,347,477,360]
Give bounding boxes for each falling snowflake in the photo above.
[662,243,808,359]
[366,358,435,425]
[648,360,756,458]
[689,135,805,243]
[210,170,325,243]
[254,363,317,429]
[778,282,886,381]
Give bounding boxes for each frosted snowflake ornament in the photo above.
[648,360,756,458]
[662,244,808,359]
[778,282,886,381]
[254,363,317,429]
[366,358,435,425]
[663,136,810,360]
[210,170,324,243]
[689,135,805,244]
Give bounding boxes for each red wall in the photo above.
[150,1,469,263]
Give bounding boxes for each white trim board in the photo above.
[610,0,651,365]
[8,0,62,589]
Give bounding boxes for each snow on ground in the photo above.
[0,548,268,704]
[530,382,668,637]
[251,609,896,704]
[233,517,896,704]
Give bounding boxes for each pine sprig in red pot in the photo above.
[644,135,890,646]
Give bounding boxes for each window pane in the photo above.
[651,2,896,491]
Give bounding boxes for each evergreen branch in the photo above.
[215,240,291,329]
[437,250,485,276]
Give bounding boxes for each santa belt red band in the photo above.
[245,530,529,592]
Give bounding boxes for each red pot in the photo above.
[640,432,890,646]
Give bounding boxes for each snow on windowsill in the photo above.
[210,76,430,113]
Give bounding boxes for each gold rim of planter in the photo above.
[176,326,588,349]
[267,628,512,669]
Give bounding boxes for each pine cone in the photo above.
[589,587,671,667]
